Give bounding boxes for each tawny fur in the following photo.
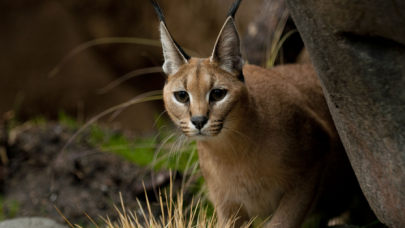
[153,1,359,227]
[164,60,355,228]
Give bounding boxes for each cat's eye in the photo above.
[174,91,189,103]
[210,89,227,102]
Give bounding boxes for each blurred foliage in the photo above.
[57,111,199,172]
[0,197,21,221]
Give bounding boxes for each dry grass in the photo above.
[59,175,257,228]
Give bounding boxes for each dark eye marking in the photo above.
[210,89,227,102]
[174,91,189,103]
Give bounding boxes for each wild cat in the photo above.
[150,0,362,227]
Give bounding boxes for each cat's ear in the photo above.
[150,0,189,76]
[210,16,244,75]
[159,22,189,76]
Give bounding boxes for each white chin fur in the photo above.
[189,134,211,141]
[187,131,219,141]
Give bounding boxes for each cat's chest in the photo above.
[198,150,284,217]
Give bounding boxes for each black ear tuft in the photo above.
[149,0,190,60]
[150,0,166,24]
[227,0,243,18]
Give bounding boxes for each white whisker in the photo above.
[151,110,168,129]
[151,125,173,145]
[152,132,178,169]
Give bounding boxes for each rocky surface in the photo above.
[285,0,405,227]
[0,217,67,228]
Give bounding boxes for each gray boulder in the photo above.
[284,0,405,227]
[0,217,67,228]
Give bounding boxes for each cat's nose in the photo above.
[191,116,208,130]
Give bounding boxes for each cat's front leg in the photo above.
[265,170,321,228]
[217,201,251,228]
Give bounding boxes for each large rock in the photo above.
[0,217,67,228]
[284,0,405,227]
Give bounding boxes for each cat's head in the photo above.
[151,0,248,140]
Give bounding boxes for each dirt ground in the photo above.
[0,122,178,227]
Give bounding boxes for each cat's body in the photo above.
[197,63,355,227]
[151,0,362,227]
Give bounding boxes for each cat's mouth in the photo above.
[179,120,223,139]
[187,131,221,140]
[188,128,223,140]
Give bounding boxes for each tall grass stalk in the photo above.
[265,9,298,68]
[51,91,163,192]
[96,67,164,94]
[48,37,200,78]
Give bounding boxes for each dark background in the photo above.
[0,0,262,131]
